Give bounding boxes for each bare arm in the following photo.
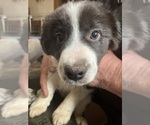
[40,54,51,97]
[89,50,122,97]
[123,51,150,98]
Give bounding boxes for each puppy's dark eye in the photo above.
[90,30,101,40]
[56,33,64,43]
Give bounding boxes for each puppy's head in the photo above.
[41,1,121,86]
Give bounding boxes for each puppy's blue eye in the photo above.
[56,33,64,43]
[90,30,100,40]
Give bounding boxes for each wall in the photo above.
[0,0,28,19]
[29,0,54,19]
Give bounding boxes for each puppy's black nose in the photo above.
[64,65,87,81]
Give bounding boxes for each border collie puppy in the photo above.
[29,1,121,125]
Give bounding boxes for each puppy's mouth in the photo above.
[63,76,88,86]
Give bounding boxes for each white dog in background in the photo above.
[0,38,42,118]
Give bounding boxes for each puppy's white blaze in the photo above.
[64,2,87,63]
[65,2,85,42]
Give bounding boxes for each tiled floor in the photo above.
[0,112,28,125]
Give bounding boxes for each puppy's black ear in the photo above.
[93,0,121,11]
[40,34,51,55]
[40,38,49,55]
[109,6,122,51]
[40,33,51,55]
[40,15,53,55]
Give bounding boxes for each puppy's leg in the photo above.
[1,89,28,118]
[29,72,58,118]
[28,88,36,105]
[52,89,91,125]
[75,95,91,125]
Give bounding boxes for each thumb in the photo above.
[40,68,48,97]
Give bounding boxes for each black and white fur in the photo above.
[29,1,121,125]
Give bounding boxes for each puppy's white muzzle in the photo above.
[58,42,98,86]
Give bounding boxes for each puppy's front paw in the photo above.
[29,101,48,118]
[76,116,88,125]
[1,98,28,118]
[52,108,71,125]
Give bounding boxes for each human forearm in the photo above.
[100,51,122,97]
[40,54,51,97]
[123,51,150,98]
[40,54,57,97]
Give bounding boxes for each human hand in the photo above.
[123,50,150,98]
[40,54,56,97]
[89,50,122,97]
